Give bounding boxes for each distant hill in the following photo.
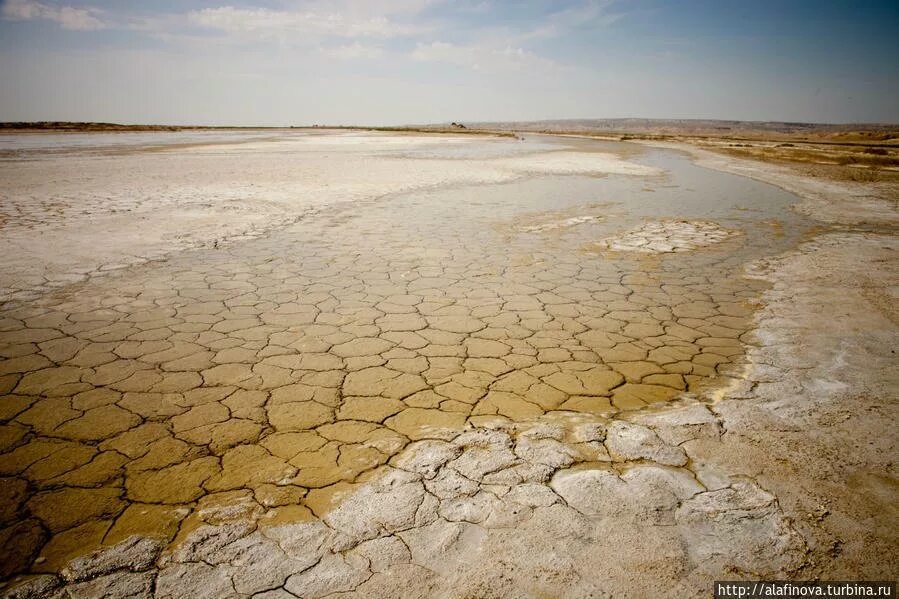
[452,118,899,143]
[0,121,188,131]
[3,119,897,143]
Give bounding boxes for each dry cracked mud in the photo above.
[0,131,896,598]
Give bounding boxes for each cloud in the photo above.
[319,42,385,60]
[410,41,561,73]
[521,0,623,40]
[188,6,423,39]
[304,0,438,17]
[2,0,104,30]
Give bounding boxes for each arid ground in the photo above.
[0,128,896,598]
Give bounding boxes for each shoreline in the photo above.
[0,125,515,139]
[634,139,899,225]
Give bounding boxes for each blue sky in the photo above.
[1,0,897,125]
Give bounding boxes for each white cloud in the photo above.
[410,41,561,73]
[2,0,104,30]
[304,0,438,17]
[319,42,385,60]
[521,0,622,40]
[188,6,423,39]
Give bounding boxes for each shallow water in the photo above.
[367,142,807,259]
[0,130,534,160]
[0,130,278,158]
[0,133,814,577]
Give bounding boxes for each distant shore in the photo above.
[5,118,898,143]
[3,119,896,181]
[0,122,515,137]
[4,118,896,137]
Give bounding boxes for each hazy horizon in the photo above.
[4,117,899,128]
[1,0,898,126]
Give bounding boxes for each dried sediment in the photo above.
[1,133,896,597]
[597,220,740,253]
[0,409,809,599]
[1,134,770,583]
[7,228,892,599]
[0,216,758,581]
[0,132,657,304]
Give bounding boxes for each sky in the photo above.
[0,0,897,126]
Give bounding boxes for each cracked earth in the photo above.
[0,131,896,598]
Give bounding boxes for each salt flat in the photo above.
[0,130,896,598]
[0,130,656,303]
